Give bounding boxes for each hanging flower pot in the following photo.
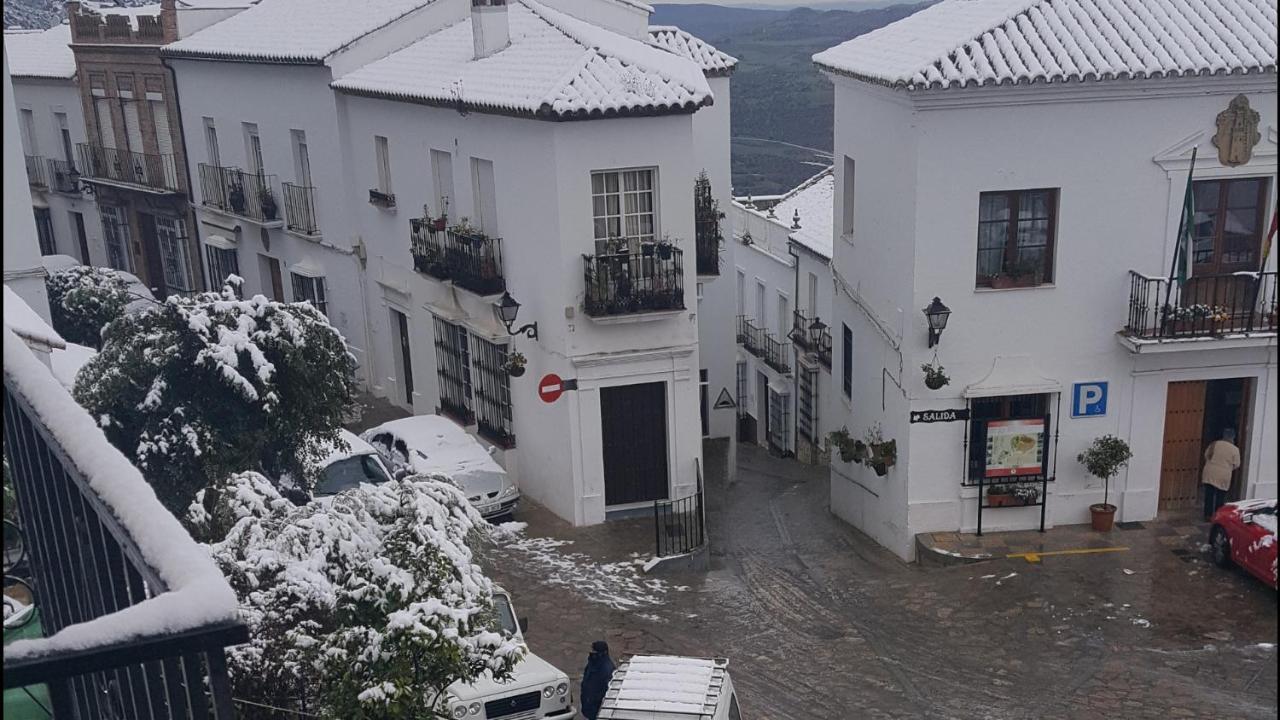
[503,350,527,378]
[922,360,949,390]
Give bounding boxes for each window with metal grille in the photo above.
[470,334,514,448]
[735,361,747,418]
[206,245,239,288]
[290,272,328,317]
[100,205,133,272]
[767,388,790,454]
[797,368,817,443]
[155,217,192,292]
[433,317,474,425]
[966,393,1050,484]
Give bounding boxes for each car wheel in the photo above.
[1210,526,1232,568]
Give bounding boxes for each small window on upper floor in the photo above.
[430,149,455,219]
[975,188,1058,289]
[243,122,264,176]
[842,155,855,237]
[471,157,497,235]
[375,136,392,194]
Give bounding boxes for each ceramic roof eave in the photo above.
[814,61,1278,92]
[332,82,711,121]
[159,46,329,65]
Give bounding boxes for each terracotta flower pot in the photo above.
[1090,503,1117,532]
[988,493,1013,508]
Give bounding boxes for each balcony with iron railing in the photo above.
[198,164,283,225]
[583,244,685,318]
[3,325,246,719]
[24,155,47,188]
[77,143,180,193]
[282,182,320,236]
[737,315,792,374]
[47,159,80,194]
[409,217,506,296]
[1123,270,1277,347]
[791,309,832,367]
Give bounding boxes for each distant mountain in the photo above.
[654,1,932,196]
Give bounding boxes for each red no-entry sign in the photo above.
[538,373,565,403]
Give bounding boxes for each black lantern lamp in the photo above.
[809,316,827,347]
[498,292,538,340]
[923,296,951,348]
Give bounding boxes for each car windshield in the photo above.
[315,454,391,496]
[491,594,518,635]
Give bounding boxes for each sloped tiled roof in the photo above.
[163,0,431,63]
[4,25,76,80]
[332,0,712,120]
[647,26,737,76]
[814,0,1278,90]
[773,167,834,259]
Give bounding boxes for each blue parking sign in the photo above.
[1072,382,1108,418]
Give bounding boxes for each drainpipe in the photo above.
[161,56,208,293]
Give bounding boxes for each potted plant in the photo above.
[228,182,247,213]
[1012,483,1040,506]
[641,242,656,257]
[503,350,527,378]
[656,236,675,260]
[259,187,278,220]
[986,484,1015,507]
[864,424,896,476]
[828,427,868,464]
[1078,434,1133,532]
[921,360,949,390]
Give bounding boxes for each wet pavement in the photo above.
[482,440,1278,720]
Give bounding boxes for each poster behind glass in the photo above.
[984,418,1046,478]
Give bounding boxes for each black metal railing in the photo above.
[791,309,832,367]
[654,467,705,558]
[695,221,721,276]
[199,164,283,224]
[25,154,48,188]
[1125,270,1278,340]
[47,159,80,194]
[737,315,792,374]
[3,338,246,719]
[283,182,320,235]
[583,246,684,317]
[77,143,180,192]
[410,219,506,296]
[369,188,396,208]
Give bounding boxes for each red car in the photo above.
[1210,499,1278,589]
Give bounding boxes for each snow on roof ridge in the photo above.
[3,23,77,80]
[772,166,835,259]
[814,0,1279,90]
[647,24,738,75]
[2,326,239,663]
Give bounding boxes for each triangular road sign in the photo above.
[713,387,736,409]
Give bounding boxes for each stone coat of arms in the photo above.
[1212,94,1261,167]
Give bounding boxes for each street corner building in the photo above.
[813,0,1278,560]
[162,0,739,526]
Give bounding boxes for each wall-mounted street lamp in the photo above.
[498,291,538,340]
[923,296,951,348]
[67,168,96,195]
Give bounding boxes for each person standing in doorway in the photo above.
[579,640,615,720]
[1202,428,1241,520]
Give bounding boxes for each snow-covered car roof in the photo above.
[316,429,380,468]
[363,415,506,479]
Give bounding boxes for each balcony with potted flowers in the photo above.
[582,237,685,322]
[409,211,506,298]
[197,163,283,227]
[1121,270,1278,353]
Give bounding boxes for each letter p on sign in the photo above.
[1072,381,1108,418]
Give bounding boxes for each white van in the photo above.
[597,656,742,720]
[446,588,575,720]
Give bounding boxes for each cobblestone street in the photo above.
[482,440,1278,719]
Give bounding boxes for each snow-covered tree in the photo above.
[74,278,357,513]
[190,472,524,719]
[46,266,135,348]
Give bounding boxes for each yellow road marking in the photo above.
[1007,546,1130,564]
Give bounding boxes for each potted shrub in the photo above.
[828,427,856,463]
[921,360,949,390]
[1078,435,1133,532]
[657,236,675,260]
[864,425,896,476]
[228,183,247,213]
[986,484,1014,507]
[259,187,278,220]
[503,350,527,378]
[1012,483,1040,506]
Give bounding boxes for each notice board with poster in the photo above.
[984,418,1047,478]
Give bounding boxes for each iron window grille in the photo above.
[100,205,134,273]
[767,387,791,456]
[205,245,239,289]
[156,217,192,293]
[283,182,320,235]
[35,208,57,256]
[797,368,818,443]
[470,335,515,448]
[290,273,328,318]
[433,317,475,425]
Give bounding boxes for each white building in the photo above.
[4,24,105,266]
[4,40,52,319]
[167,0,733,525]
[814,0,1278,560]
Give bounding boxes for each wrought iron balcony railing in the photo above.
[695,220,721,276]
[47,159,80,194]
[1125,270,1277,340]
[410,218,506,296]
[199,164,282,224]
[738,315,792,374]
[791,309,832,367]
[583,245,685,317]
[24,154,48,188]
[283,182,320,236]
[76,143,180,192]
[3,326,246,719]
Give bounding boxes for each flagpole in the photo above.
[1160,147,1197,337]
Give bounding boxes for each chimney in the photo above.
[472,0,510,60]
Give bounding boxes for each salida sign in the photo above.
[909,408,970,424]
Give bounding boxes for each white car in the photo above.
[598,656,743,720]
[309,429,395,498]
[361,416,519,520]
[447,588,575,720]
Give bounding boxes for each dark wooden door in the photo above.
[601,382,668,506]
[394,309,414,406]
[267,257,284,301]
[1159,381,1206,512]
[72,212,90,264]
[137,212,168,298]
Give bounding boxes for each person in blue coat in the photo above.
[579,640,615,720]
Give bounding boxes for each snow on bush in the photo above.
[46,265,136,348]
[74,277,358,514]
[191,472,524,719]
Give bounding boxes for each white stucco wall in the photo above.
[3,46,50,318]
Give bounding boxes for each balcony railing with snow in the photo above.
[2,326,246,719]
[283,182,320,236]
[1124,270,1278,341]
[583,245,685,318]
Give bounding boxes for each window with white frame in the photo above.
[290,272,328,317]
[155,217,192,292]
[291,129,312,186]
[20,109,39,154]
[243,122,264,176]
[56,113,74,164]
[471,157,498,235]
[205,239,239,288]
[430,149,454,218]
[591,168,656,251]
[100,205,132,272]
[203,117,220,166]
[374,135,392,194]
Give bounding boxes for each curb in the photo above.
[915,534,994,568]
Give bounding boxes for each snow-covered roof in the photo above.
[78,1,162,30]
[813,0,1279,91]
[603,656,730,715]
[163,0,432,64]
[331,0,712,120]
[647,25,737,76]
[3,285,65,350]
[3,24,76,80]
[773,167,834,259]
